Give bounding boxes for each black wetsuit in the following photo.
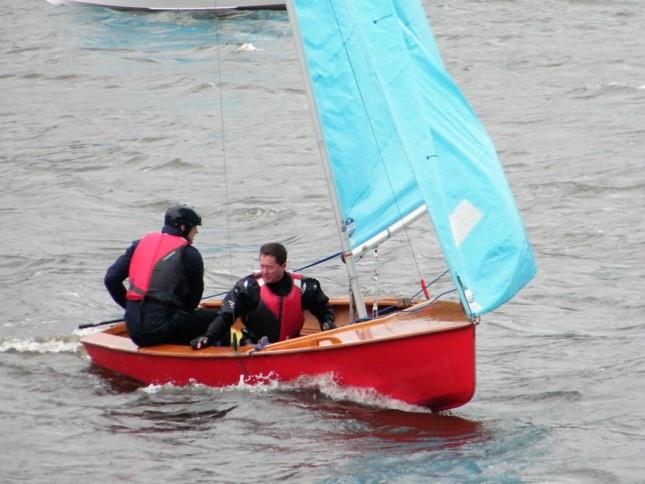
[204,272,334,343]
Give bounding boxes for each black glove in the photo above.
[321,321,337,331]
[190,335,212,350]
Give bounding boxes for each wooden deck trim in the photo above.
[81,299,471,358]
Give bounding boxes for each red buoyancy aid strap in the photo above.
[256,272,304,341]
[126,232,188,301]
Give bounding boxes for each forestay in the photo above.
[289,0,536,317]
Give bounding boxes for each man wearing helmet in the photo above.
[104,204,218,347]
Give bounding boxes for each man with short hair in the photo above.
[191,242,335,350]
[105,204,217,347]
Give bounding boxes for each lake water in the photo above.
[1,0,644,482]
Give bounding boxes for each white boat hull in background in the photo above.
[46,0,284,11]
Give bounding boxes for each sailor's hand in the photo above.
[190,335,212,350]
[321,321,337,331]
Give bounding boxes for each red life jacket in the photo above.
[256,272,304,341]
[126,232,188,306]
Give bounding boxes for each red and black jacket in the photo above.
[205,271,334,344]
[249,272,305,341]
[126,232,189,307]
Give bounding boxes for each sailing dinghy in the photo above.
[81,0,536,411]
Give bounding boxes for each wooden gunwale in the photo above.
[81,299,471,358]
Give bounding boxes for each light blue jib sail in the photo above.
[289,0,537,317]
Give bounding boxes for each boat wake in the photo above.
[4,335,445,413]
[290,374,434,413]
[142,373,435,413]
[0,336,81,354]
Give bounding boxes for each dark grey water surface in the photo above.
[1,0,644,482]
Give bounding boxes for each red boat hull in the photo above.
[81,300,476,411]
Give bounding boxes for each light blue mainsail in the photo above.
[289,0,536,316]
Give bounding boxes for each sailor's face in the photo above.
[186,225,198,244]
[259,254,286,284]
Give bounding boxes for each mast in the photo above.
[285,0,367,319]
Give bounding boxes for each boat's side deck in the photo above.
[81,299,471,357]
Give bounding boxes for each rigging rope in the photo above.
[366,270,452,320]
[213,13,234,287]
[205,8,439,306]
[204,252,452,322]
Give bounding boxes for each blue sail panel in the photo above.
[292,0,428,248]
[392,0,537,314]
[291,0,536,315]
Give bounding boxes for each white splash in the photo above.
[73,327,105,337]
[238,43,258,52]
[141,374,283,396]
[293,373,432,412]
[142,383,176,395]
[0,337,81,354]
[130,373,431,412]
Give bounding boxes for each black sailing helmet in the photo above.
[164,204,202,237]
